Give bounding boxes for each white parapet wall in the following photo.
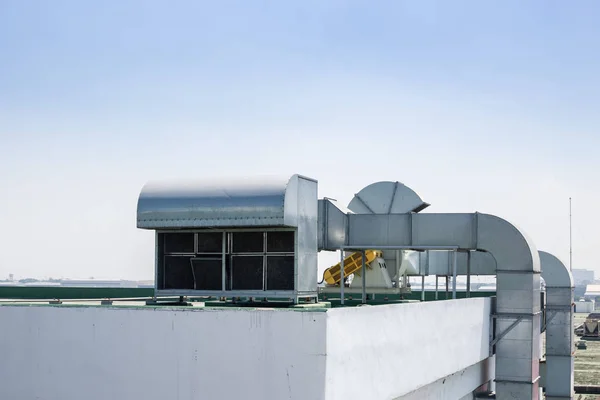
[0,305,329,400]
[325,298,492,400]
[0,298,491,400]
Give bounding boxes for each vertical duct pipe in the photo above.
[539,251,574,400]
[475,214,541,400]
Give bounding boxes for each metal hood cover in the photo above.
[136,174,317,229]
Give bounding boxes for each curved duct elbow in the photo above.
[539,251,574,288]
[476,213,541,273]
[348,181,429,214]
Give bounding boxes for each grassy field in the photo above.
[573,313,600,400]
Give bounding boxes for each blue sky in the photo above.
[1,1,599,280]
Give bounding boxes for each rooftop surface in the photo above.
[573,312,600,400]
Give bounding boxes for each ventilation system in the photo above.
[137,174,319,302]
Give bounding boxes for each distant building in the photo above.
[574,299,596,313]
[585,284,600,298]
[572,269,595,286]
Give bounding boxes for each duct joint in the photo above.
[545,305,573,311]
[387,182,400,214]
[496,376,541,384]
[496,269,542,274]
[472,212,479,249]
[493,311,541,318]
[409,213,414,247]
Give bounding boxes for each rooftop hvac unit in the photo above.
[136,174,319,303]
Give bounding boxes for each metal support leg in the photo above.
[421,275,425,301]
[361,250,366,304]
[435,275,438,300]
[452,250,457,299]
[466,250,471,298]
[395,250,401,289]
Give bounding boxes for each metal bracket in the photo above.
[542,310,558,332]
[489,311,542,353]
[545,305,573,311]
[491,316,524,347]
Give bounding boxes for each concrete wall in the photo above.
[0,305,327,400]
[325,298,492,400]
[0,298,492,400]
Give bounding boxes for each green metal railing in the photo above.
[0,286,154,300]
[0,286,496,303]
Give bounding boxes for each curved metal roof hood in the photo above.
[136,174,317,229]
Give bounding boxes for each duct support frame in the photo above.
[337,245,459,305]
[466,250,471,298]
[452,250,458,299]
[361,250,367,304]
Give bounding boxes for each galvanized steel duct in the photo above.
[321,212,542,400]
[426,249,574,399]
[426,250,497,276]
[539,251,574,400]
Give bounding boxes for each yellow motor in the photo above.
[321,250,382,285]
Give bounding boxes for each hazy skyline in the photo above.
[1,1,599,280]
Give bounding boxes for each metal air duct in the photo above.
[539,251,574,400]
[321,210,542,400]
